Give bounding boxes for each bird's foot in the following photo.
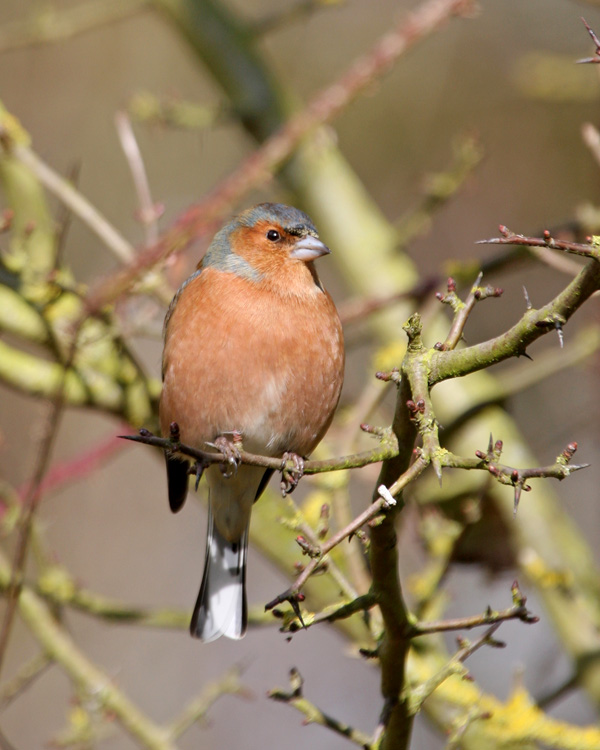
[207,432,242,478]
[280,452,305,496]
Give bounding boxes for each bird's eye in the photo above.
[266,229,281,242]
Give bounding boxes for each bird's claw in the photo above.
[207,433,242,478]
[280,452,305,496]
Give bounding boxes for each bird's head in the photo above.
[203,204,331,289]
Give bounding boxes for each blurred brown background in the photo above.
[1,0,600,747]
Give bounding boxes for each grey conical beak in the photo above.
[290,235,330,261]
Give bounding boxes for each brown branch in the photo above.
[577,18,600,64]
[429,257,600,385]
[440,438,588,514]
[407,623,505,716]
[119,427,399,475]
[83,0,476,314]
[477,224,600,261]
[268,668,372,748]
[413,581,538,636]
[434,274,503,351]
[264,457,428,614]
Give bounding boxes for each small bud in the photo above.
[511,470,519,483]
[447,277,456,292]
[139,428,151,437]
[416,399,425,413]
[434,341,444,350]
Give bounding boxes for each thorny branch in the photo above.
[269,668,373,749]
[476,224,600,261]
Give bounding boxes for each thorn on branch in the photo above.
[469,437,588,515]
[264,590,306,630]
[358,646,379,660]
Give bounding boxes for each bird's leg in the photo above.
[280,452,305,496]
[207,431,242,478]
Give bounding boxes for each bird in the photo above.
[159,203,344,642]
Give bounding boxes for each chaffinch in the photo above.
[159,203,344,641]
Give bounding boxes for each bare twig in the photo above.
[0,129,172,304]
[477,224,600,261]
[434,274,503,351]
[115,111,161,246]
[413,581,538,636]
[577,18,600,64]
[407,623,505,715]
[430,258,600,385]
[119,427,398,476]
[269,668,372,748]
[264,457,429,614]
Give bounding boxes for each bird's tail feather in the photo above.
[190,507,248,641]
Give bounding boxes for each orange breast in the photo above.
[159,267,344,458]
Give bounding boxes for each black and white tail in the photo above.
[190,507,248,641]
